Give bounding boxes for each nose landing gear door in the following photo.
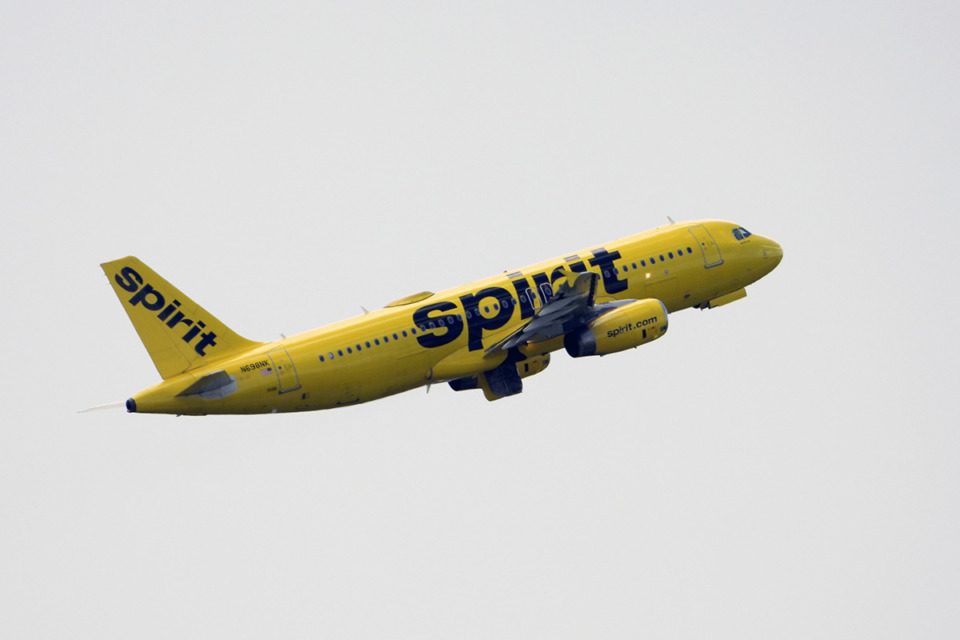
[267,349,301,394]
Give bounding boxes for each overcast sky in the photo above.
[2,1,959,638]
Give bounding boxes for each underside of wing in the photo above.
[486,270,600,354]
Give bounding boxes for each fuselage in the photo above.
[125,219,782,414]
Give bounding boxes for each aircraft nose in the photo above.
[762,238,783,269]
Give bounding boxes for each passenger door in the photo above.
[267,349,301,394]
[688,225,724,268]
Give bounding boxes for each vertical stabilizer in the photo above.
[101,257,263,379]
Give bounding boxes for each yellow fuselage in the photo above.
[123,220,782,414]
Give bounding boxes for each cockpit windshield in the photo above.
[732,227,753,241]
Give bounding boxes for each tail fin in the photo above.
[101,257,263,380]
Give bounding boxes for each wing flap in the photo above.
[486,270,600,353]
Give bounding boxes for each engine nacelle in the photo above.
[564,299,668,357]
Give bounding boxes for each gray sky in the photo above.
[3,1,959,637]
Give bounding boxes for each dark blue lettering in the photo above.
[589,249,627,294]
[157,299,181,321]
[115,267,142,293]
[413,301,463,348]
[128,284,165,311]
[195,332,217,355]
[182,320,206,343]
[114,272,218,357]
[165,312,192,330]
[510,278,535,319]
[530,273,553,303]
[460,287,513,351]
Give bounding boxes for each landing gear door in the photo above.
[268,349,302,394]
[688,225,724,268]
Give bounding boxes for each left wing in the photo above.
[486,270,600,354]
[465,269,666,401]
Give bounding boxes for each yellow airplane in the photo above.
[102,220,782,415]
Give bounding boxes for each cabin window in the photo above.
[338,350,343,357]
[319,355,325,362]
[668,252,674,259]
[402,330,408,337]
[411,328,417,335]
[356,344,362,351]
[640,260,646,267]
[347,347,352,354]
[393,333,399,340]
[383,336,389,343]
[328,352,334,360]
[687,247,693,254]
[366,341,371,348]
[650,257,656,264]
[659,255,665,261]
[375,339,380,345]
[632,263,637,269]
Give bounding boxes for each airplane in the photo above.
[101,219,782,415]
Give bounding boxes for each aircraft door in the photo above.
[267,349,302,394]
[688,225,724,268]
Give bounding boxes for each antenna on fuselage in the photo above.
[666,216,676,225]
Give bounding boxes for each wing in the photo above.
[486,270,600,354]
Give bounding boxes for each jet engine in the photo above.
[564,299,668,357]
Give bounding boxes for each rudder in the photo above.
[101,256,263,379]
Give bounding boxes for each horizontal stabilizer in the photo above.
[176,370,238,399]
